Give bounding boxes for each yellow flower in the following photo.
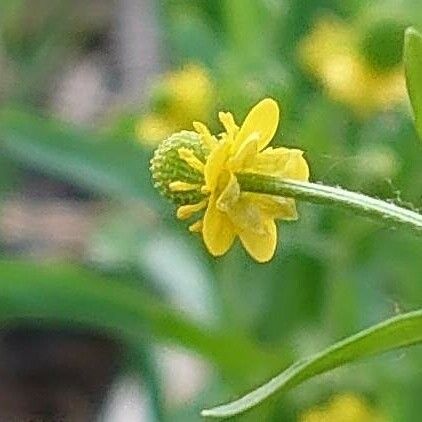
[138,64,215,146]
[298,16,406,115]
[300,394,387,422]
[163,63,214,126]
[135,113,173,146]
[151,98,309,262]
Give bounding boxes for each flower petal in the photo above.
[249,147,291,174]
[202,195,236,256]
[216,173,240,213]
[238,219,277,263]
[228,137,258,172]
[284,150,310,180]
[242,193,298,220]
[204,140,230,191]
[225,195,264,234]
[234,98,280,152]
[249,147,309,180]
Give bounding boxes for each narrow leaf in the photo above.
[202,310,422,418]
[0,260,275,378]
[0,109,157,205]
[404,27,422,139]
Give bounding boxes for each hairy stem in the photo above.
[237,173,422,235]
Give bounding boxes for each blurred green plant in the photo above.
[0,108,157,204]
[0,2,422,421]
[202,310,422,418]
[404,27,422,139]
[0,260,279,379]
[199,24,422,419]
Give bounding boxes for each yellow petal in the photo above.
[251,147,292,174]
[234,98,280,152]
[225,195,264,234]
[284,150,310,180]
[228,136,258,172]
[250,147,309,180]
[242,193,298,220]
[202,195,236,256]
[216,173,240,213]
[204,140,230,191]
[238,219,277,263]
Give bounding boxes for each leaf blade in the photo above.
[0,260,277,378]
[202,310,422,418]
[404,27,422,139]
[0,109,157,204]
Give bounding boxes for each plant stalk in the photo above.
[237,173,422,235]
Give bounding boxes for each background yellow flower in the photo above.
[300,394,387,422]
[137,64,215,145]
[298,16,406,116]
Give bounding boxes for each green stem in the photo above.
[237,173,422,235]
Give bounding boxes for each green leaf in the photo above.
[202,310,422,418]
[0,260,275,378]
[0,109,157,205]
[404,27,422,139]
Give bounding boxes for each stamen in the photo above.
[169,181,201,192]
[193,121,218,149]
[176,200,208,220]
[178,148,205,173]
[189,220,203,233]
[219,112,239,139]
[201,186,210,194]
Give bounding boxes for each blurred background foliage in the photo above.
[0,0,421,421]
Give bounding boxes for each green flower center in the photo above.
[150,131,209,205]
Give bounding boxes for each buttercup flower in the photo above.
[137,64,215,145]
[299,393,387,422]
[298,16,406,115]
[151,98,309,262]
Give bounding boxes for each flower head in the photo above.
[137,64,215,145]
[298,16,406,116]
[151,98,309,262]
